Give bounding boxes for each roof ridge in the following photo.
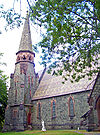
[39,67,46,84]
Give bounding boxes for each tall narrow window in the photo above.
[28,76,30,85]
[15,89,17,103]
[13,109,17,118]
[68,96,75,119]
[31,76,33,86]
[37,102,41,119]
[51,100,56,119]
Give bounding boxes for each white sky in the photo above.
[0,0,44,86]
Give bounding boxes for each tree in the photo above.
[0,0,100,82]
[0,4,23,33]
[0,53,8,130]
[29,0,100,82]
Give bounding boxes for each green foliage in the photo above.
[0,53,8,130]
[29,0,100,82]
[0,0,100,82]
[0,4,24,32]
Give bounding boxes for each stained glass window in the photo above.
[52,100,56,119]
[37,102,41,119]
[15,89,17,103]
[69,97,75,118]
[13,109,17,118]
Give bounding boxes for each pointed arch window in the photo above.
[15,89,17,103]
[13,109,18,118]
[68,96,75,119]
[28,76,30,85]
[37,102,41,120]
[51,99,56,119]
[31,76,33,86]
[23,55,26,60]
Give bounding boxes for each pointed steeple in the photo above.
[16,13,35,65]
[18,14,32,52]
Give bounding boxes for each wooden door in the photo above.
[27,108,31,125]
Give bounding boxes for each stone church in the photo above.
[3,15,100,132]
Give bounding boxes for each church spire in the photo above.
[16,13,35,65]
[18,14,32,52]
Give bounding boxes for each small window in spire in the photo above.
[23,55,26,60]
[17,56,20,61]
[29,55,32,61]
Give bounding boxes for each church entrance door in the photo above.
[96,97,100,130]
[27,108,31,125]
[28,112,31,125]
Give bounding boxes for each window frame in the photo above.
[37,102,41,120]
[51,99,56,119]
[68,96,75,119]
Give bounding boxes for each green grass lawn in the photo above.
[0,130,84,135]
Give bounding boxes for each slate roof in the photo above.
[32,70,96,100]
[88,72,100,103]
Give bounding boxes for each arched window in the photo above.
[51,99,56,119]
[29,55,32,60]
[37,102,41,119]
[23,55,26,60]
[15,89,17,103]
[13,109,17,118]
[68,96,75,119]
[31,76,33,86]
[28,76,30,85]
[17,56,20,61]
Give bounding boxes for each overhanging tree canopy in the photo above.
[29,0,100,82]
[0,0,100,82]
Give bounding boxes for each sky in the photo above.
[0,0,44,86]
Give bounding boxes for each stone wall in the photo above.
[88,73,100,131]
[3,59,37,131]
[32,90,90,130]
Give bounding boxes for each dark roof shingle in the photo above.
[32,71,96,100]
